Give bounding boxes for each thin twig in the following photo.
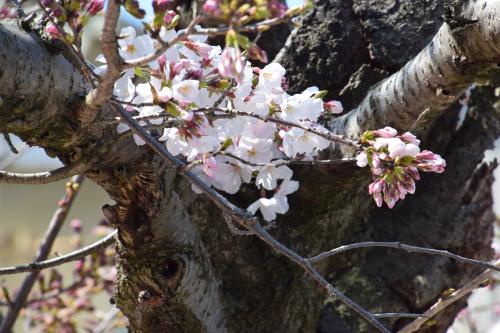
[0,175,84,333]
[195,107,361,148]
[397,259,500,333]
[0,230,117,276]
[0,164,86,184]
[215,151,356,168]
[307,241,500,273]
[374,313,427,319]
[2,133,18,154]
[84,0,122,116]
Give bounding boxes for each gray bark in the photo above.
[0,0,499,332]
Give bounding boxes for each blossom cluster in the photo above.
[92,2,443,221]
[98,24,344,222]
[356,127,446,208]
[202,0,287,21]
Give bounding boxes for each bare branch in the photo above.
[0,164,86,184]
[374,313,427,319]
[398,259,500,333]
[196,107,361,148]
[307,241,500,273]
[2,133,18,154]
[0,230,117,276]
[0,175,84,333]
[214,151,356,168]
[84,0,122,117]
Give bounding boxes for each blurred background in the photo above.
[0,0,498,332]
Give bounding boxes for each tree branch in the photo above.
[196,107,361,148]
[83,0,122,119]
[307,241,500,273]
[0,164,86,184]
[2,133,18,154]
[0,175,84,333]
[330,0,500,139]
[0,230,117,275]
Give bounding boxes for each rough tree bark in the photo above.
[0,0,499,332]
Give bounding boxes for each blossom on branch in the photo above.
[357,127,446,208]
[95,22,445,222]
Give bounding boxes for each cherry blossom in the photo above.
[357,127,446,208]
[97,25,443,221]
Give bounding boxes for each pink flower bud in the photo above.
[373,127,398,138]
[172,59,191,76]
[372,153,381,169]
[203,0,221,16]
[373,192,383,207]
[324,100,343,114]
[70,219,82,232]
[40,0,53,7]
[85,0,104,15]
[415,150,446,173]
[218,47,245,83]
[400,132,420,145]
[163,9,176,25]
[157,54,167,72]
[269,0,287,18]
[154,0,171,12]
[75,259,84,272]
[45,23,60,38]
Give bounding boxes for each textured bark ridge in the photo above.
[0,0,499,332]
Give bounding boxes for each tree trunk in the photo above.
[0,0,499,331]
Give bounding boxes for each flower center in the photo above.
[127,44,137,54]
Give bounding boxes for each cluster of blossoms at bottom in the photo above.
[356,127,446,208]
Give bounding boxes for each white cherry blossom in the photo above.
[255,164,293,190]
[279,87,323,123]
[172,80,200,103]
[280,127,330,158]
